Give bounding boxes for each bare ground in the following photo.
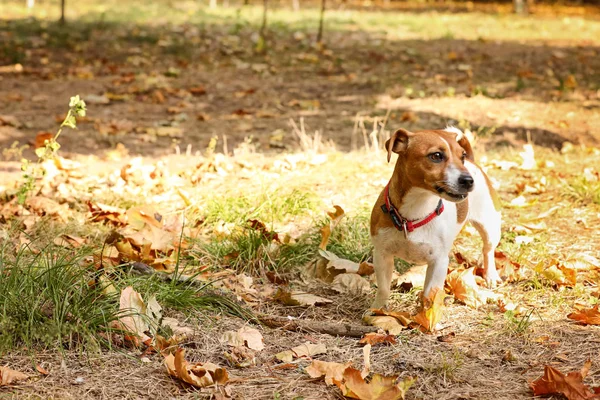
[2,2,600,399]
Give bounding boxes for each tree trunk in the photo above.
[209,0,217,9]
[60,0,66,24]
[27,0,35,9]
[316,0,326,43]
[292,0,299,11]
[258,0,268,51]
[513,0,528,14]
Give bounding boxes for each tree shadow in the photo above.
[0,9,598,157]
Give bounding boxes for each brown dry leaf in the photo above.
[305,360,351,385]
[445,268,487,308]
[413,289,445,333]
[220,326,264,351]
[363,315,405,335]
[568,305,600,325]
[318,250,361,274]
[319,205,345,250]
[162,317,194,341]
[494,250,523,282]
[274,289,333,306]
[35,364,49,376]
[537,261,577,287]
[87,201,127,226]
[277,342,327,362]
[338,367,415,400]
[370,309,413,327]
[529,361,599,400]
[391,265,427,289]
[359,333,398,346]
[164,348,228,388]
[25,196,70,222]
[357,262,375,276]
[0,115,22,127]
[247,219,280,243]
[332,273,371,295]
[400,111,418,123]
[0,366,29,386]
[113,287,162,347]
[33,131,54,148]
[53,234,87,248]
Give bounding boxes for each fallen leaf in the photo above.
[33,131,54,149]
[361,344,371,379]
[568,305,600,325]
[332,273,371,295]
[305,360,351,385]
[445,268,488,308]
[339,367,415,400]
[274,289,333,306]
[35,364,49,375]
[319,205,345,250]
[276,341,328,362]
[359,333,398,346]
[0,366,29,386]
[537,261,577,287]
[530,361,598,400]
[247,219,280,242]
[413,288,445,333]
[391,265,427,289]
[363,315,405,335]
[220,326,264,351]
[164,348,228,388]
[162,317,194,341]
[357,262,375,276]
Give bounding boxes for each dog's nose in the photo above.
[458,174,474,190]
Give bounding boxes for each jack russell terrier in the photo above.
[370,127,501,309]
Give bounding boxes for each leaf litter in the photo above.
[1,10,600,397]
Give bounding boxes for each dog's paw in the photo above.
[370,299,388,310]
[485,270,502,288]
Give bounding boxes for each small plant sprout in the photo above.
[17,95,87,204]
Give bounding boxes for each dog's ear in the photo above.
[457,134,475,162]
[385,128,412,163]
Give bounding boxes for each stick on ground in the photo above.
[258,314,377,338]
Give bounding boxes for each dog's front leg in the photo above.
[422,256,449,299]
[371,249,395,309]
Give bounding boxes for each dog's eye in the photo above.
[461,152,467,163]
[428,152,444,163]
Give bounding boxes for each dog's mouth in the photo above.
[435,186,468,202]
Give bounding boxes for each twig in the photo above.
[257,314,377,338]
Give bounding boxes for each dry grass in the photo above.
[1,141,600,399]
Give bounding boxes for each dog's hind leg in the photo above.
[471,218,501,287]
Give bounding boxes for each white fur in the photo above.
[371,160,501,309]
[444,126,464,141]
[444,165,463,193]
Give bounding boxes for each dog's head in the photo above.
[385,127,475,202]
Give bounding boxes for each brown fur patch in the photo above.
[456,198,469,224]
[370,190,396,237]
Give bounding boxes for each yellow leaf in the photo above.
[413,289,445,333]
[339,367,415,400]
[445,268,487,308]
[319,205,345,250]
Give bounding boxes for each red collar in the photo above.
[381,182,444,238]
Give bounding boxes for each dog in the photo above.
[370,127,501,309]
